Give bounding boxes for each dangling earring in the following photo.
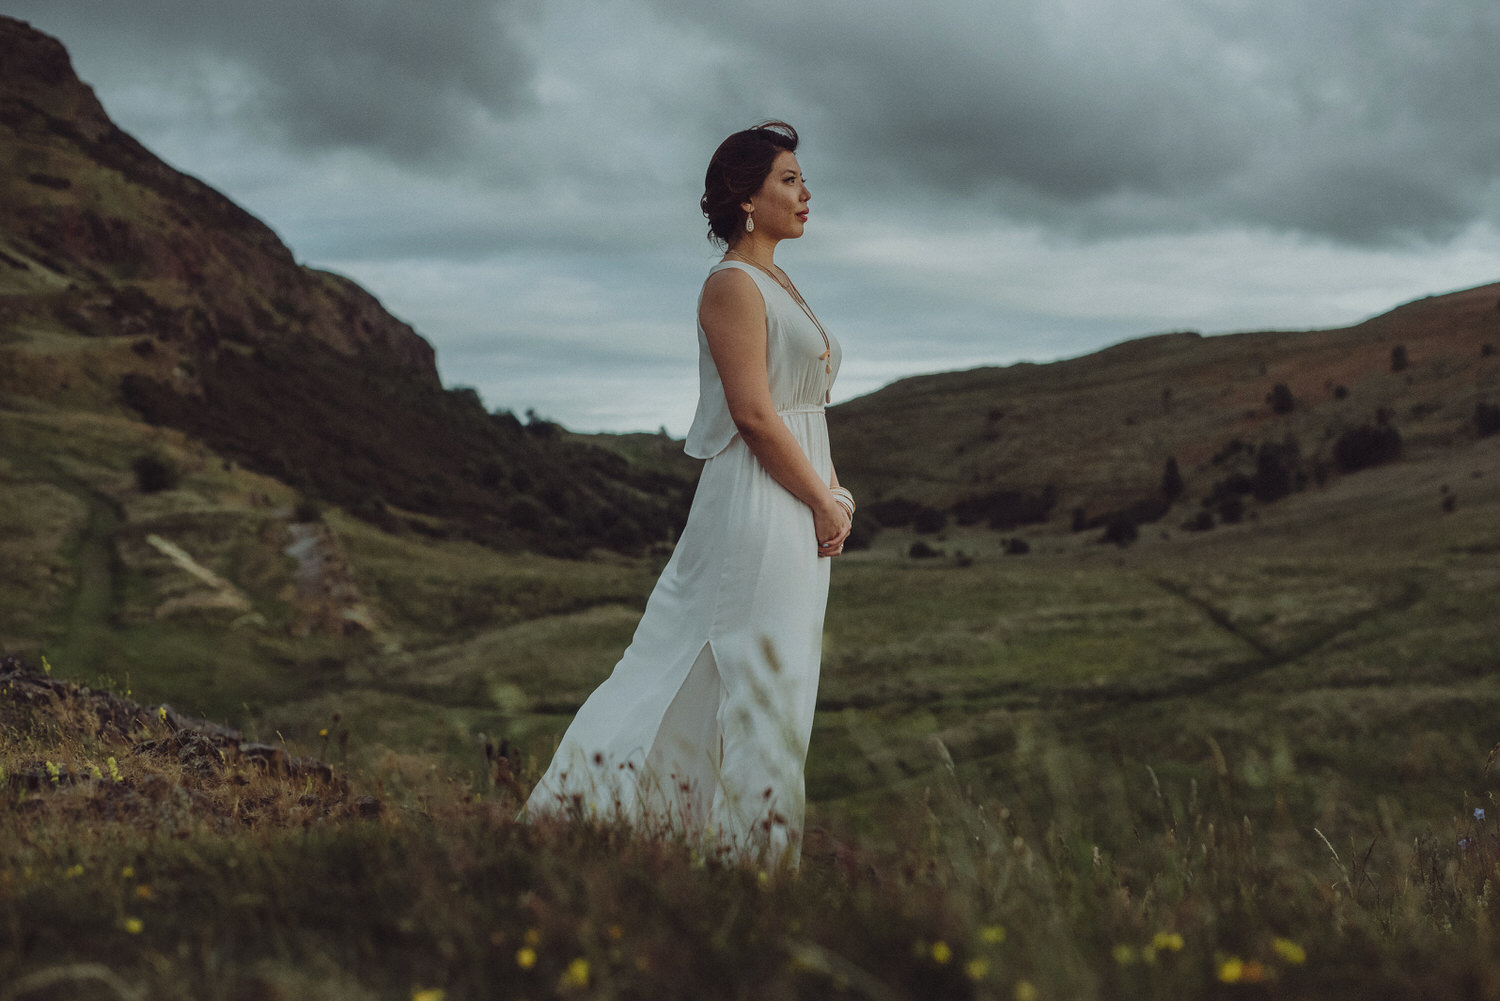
[745,212,754,233]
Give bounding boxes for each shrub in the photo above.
[1099,518,1137,548]
[1391,345,1408,373]
[868,497,939,529]
[912,506,948,534]
[1217,497,1245,524]
[951,486,1056,530]
[843,511,878,551]
[1252,452,1292,503]
[1003,537,1030,555]
[1161,457,1184,503]
[292,500,323,523]
[1267,383,1294,415]
[1476,402,1500,438]
[1334,423,1403,473]
[908,541,943,559]
[1333,384,1350,399]
[1183,510,1214,532]
[131,452,180,493]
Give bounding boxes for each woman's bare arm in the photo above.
[699,268,850,550]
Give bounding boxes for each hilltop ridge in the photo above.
[830,281,1500,534]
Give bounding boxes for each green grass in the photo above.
[7,654,1500,1001]
[7,390,1500,998]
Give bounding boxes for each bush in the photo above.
[1003,537,1030,555]
[1253,449,1294,503]
[1334,423,1403,473]
[1476,402,1500,438]
[1267,383,1294,415]
[843,511,878,551]
[912,506,948,534]
[868,497,940,529]
[131,452,180,493]
[1391,345,1408,373]
[1161,457,1184,503]
[1099,518,1138,548]
[1183,510,1214,532]
[952,486,1056,530]
[908,541,943,559]
[292,500,323,523]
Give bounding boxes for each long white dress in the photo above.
[524,260,841,865]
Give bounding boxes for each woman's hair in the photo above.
[701,121,799,247]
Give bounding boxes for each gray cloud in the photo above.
[8,0,539,166]
[7,0,1499,433]
[646,0,1500,244]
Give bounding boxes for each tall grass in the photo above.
[5,657,1500,1000]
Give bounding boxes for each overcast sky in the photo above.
[10,0,1500,433]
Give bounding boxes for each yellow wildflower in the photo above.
[411,990,445,1001]
[980,924,1007,944]
[1112,944,1136,965]
[107,757,122,783]
[123,917,144,935]
[45,761,60,784]
[41,656,52,675]
[931,941,953,965]
[515,947,537,970]
[121,866,135,879]
[965,958,990,981]
[523,927,541,946]
[319,728,329,738]
[1272,937,1306,965]
[1014,982,1039,1001]
[562,957,590,988]
[157,706,168,724]
[1152,931,1184,952]
[1217,957,1244,984]
[64,864,84,879]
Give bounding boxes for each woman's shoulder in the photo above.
[701,260,766,303]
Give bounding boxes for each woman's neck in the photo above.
[725,233,778,269]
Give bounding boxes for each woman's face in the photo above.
[741,150,810,241]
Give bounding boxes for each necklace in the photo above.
[723,250,833,402]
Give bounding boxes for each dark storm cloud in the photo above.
[8,0,539,166]
[646,0,1500,244]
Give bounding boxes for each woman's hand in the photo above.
[814,496,851,557]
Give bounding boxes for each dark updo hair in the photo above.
[701,120,799,247]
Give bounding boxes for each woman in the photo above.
[524,121,851,866]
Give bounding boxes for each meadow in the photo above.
[5,394,1500,999]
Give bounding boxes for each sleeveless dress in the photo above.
[524,260,842,865]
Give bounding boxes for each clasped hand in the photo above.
[815,495,851,557]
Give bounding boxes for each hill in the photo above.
[0,15,694,559]
[830,283,1500,539]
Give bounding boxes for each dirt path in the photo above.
[48,467,125,676]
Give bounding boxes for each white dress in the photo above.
[524,260,842,865]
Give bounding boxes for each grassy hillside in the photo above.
[830,282,1500,534]
[8,15,1500,999]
